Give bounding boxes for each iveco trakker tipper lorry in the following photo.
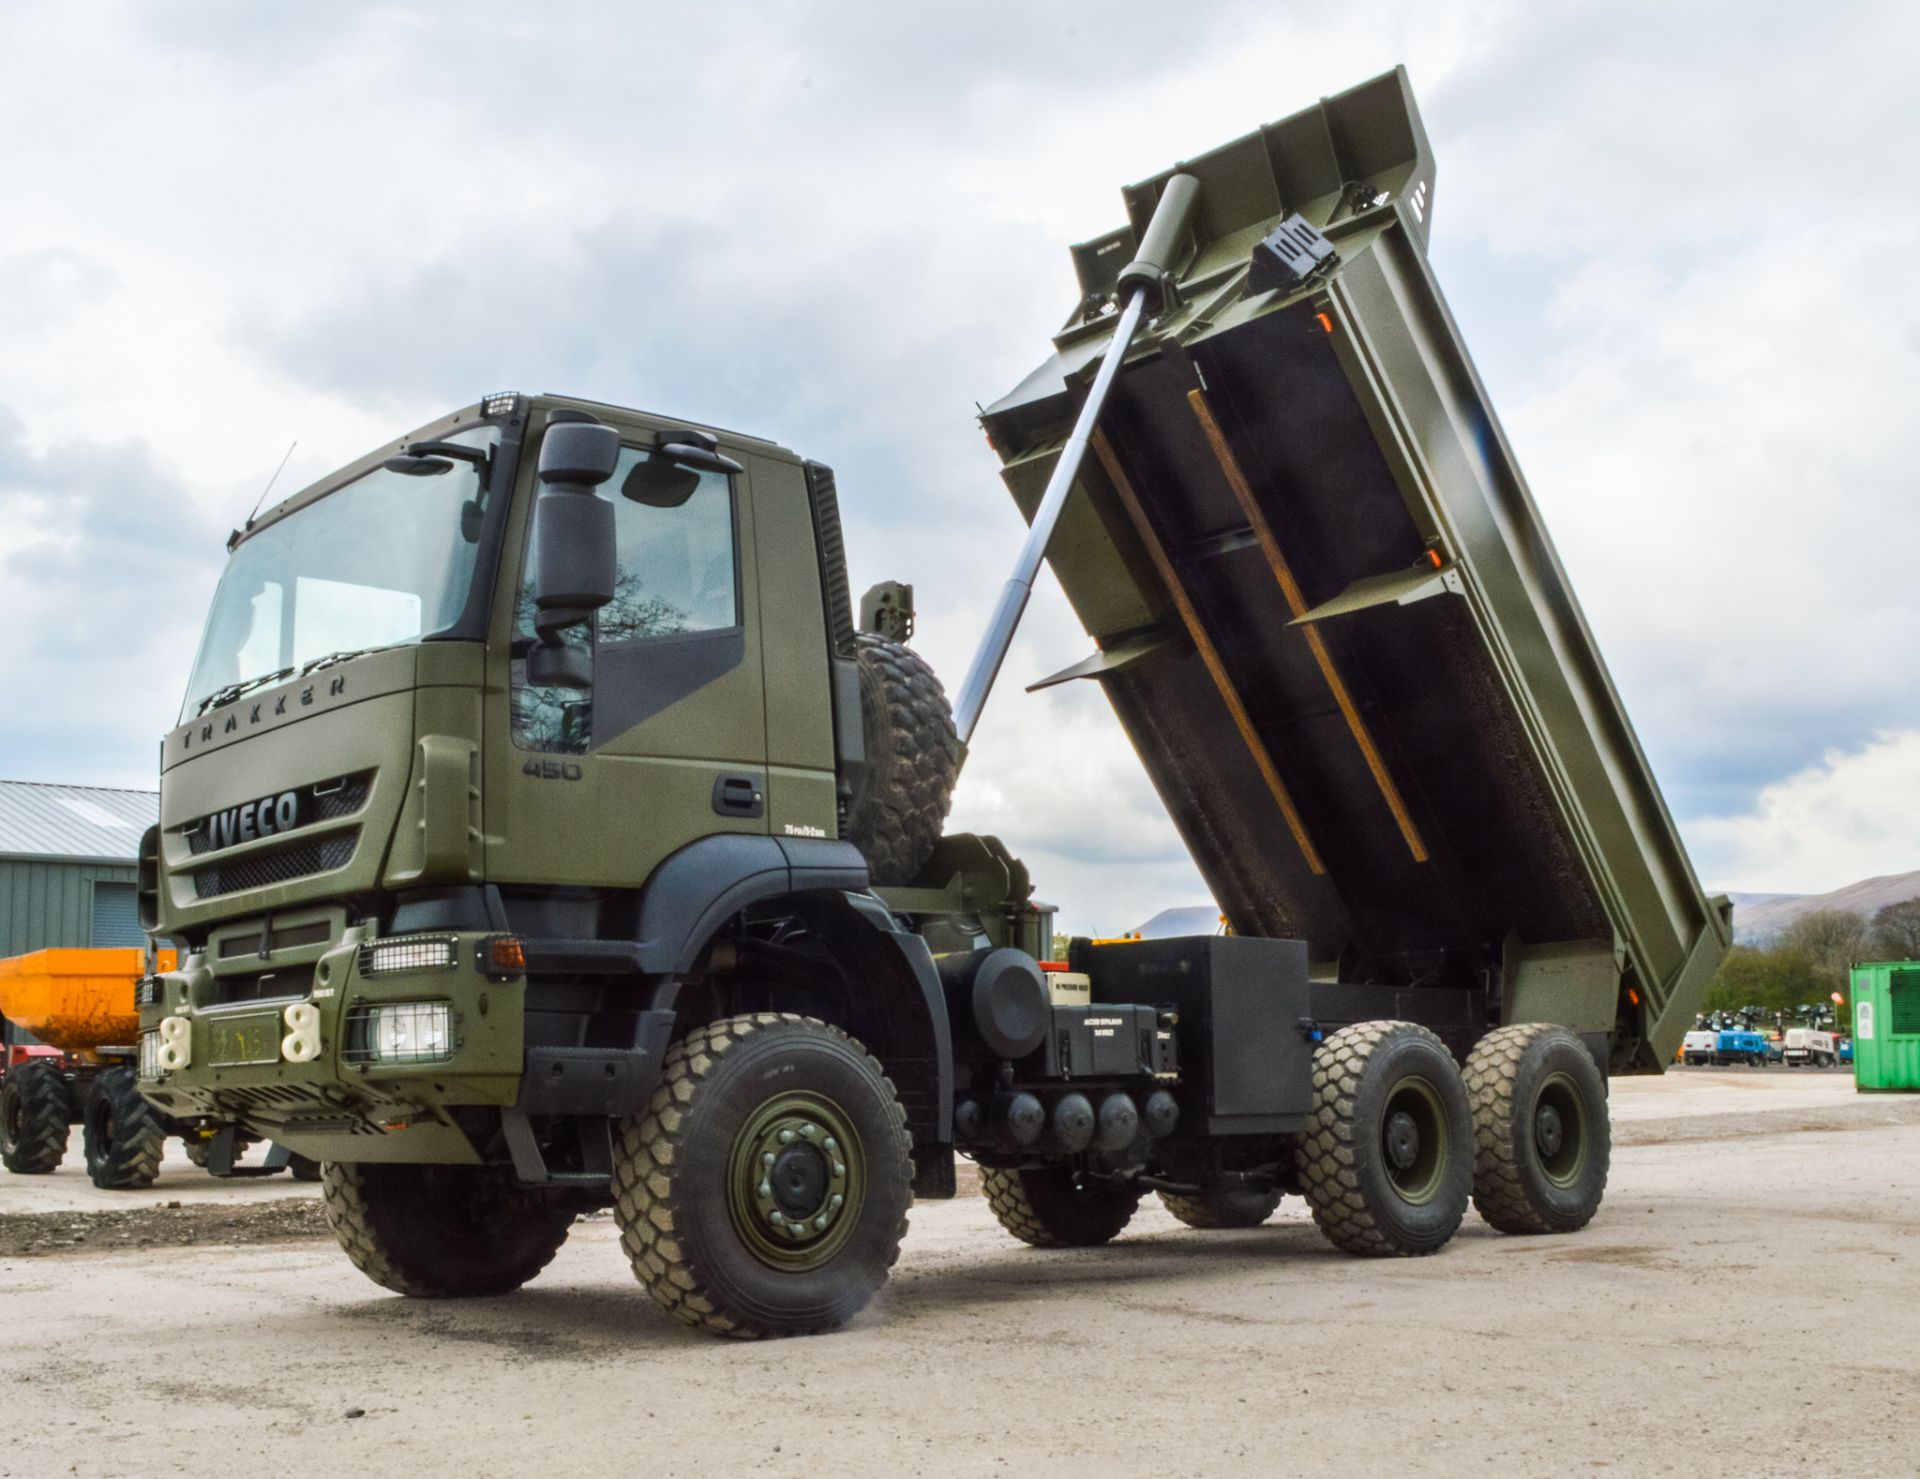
[137,67,1729,1337]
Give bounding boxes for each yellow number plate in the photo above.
[206,1011,284,1067]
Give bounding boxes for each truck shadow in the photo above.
[274,1216,1507,1354]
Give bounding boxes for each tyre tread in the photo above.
[611,1012,914,1338]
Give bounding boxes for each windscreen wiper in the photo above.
[299,643,402,677]
[196,667,296,715]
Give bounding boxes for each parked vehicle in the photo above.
[1682,1030,1718,1066]
[1713,1029,1770,1066]
[1784,1028,1837,1068]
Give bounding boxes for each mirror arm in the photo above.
[658,443,744,475]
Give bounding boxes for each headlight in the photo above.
[346,1002,452,1064]
[359,936,457,976]
[139,1030,161,1078]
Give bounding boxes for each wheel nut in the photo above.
[800,1123,817,1138]
[778,1129,795,1143]
[814,1215,829,1230]
[833,1162,845,1178]
[758,1180,771,1197]
[829,1194,843,1210]
[769,1211,785,1226]
[762,1152,775,1167]
[823,1137,838,1154]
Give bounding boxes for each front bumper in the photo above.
[137,926,524,1164]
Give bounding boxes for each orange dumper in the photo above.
[0,948,197,1187]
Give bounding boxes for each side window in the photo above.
[512,443,739,752]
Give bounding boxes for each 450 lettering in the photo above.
[523,758,584,781]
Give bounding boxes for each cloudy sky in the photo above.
[1,0,1915,933]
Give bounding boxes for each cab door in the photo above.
[482,404,769,889]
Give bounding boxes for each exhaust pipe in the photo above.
[952,172,1202,743]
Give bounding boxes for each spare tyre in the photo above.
[843,632,961,885]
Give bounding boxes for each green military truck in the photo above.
[136,67,1728,1337]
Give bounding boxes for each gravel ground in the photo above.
[0,1073,1914,1479]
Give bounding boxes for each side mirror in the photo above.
[531,423,621,643]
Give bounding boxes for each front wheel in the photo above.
[1464,1024,1610,1235]
[1295,1021,1473,1257]
[322,1163,575,1297]
[613,1014,914,1338]
[83,1067,166,1189]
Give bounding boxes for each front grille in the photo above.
[217,921,333,959]
[194,836,355,899]
[211,964,315,1006]
[186,773,372,857]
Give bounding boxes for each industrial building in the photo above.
[0,780,157,956]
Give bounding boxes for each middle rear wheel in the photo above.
[1158,1185,1282,1229]
[1295,1021,1473,1257]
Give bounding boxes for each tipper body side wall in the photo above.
[981,67,1728,1071]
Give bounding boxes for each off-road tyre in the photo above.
[286,1152,323,1182]
[1158,1185,1282,1229]
[613,1014,914,1338]
[843,633,961,886]
[1465,1023,1610,1235]
[982,1166,1140,1248]
[321,1163,575,1297]
[1296,1021,1474,1257]
[82,1067,166,1189]
[1,1062,73,1174]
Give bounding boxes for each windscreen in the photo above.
[180,426,500,719]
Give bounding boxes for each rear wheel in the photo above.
[322,1163,575,1297]
[1158,1185,1281,1229]
[1,1062,72,1174]
[613,1014,914,1338]
[982,1166,1140,1248]
[1296,1021,1473,1257]
[1464,1024,1610,1235]
[83,1068,166,1189]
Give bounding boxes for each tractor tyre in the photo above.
[1158,1185,1282,1229]
[842,633,961,886]
[82,1068,166,1189]
[1296,1021,1474,1257]
[982,1166,1140,1248]
[322,1162,574,1297]
[613,1014,914,1338]
[1464,1023,1610,1235]
[2,1062,73,1175]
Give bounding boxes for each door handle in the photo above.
[712,775,765,819]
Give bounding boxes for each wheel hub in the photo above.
[1534,1103,1564,1159]
[1384,1110,1421,1171]
[728,1094,863,1271]
[769,1141,830,1219]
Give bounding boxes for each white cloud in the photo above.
[0,0,1915,926]
[1691,731,1920,894]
